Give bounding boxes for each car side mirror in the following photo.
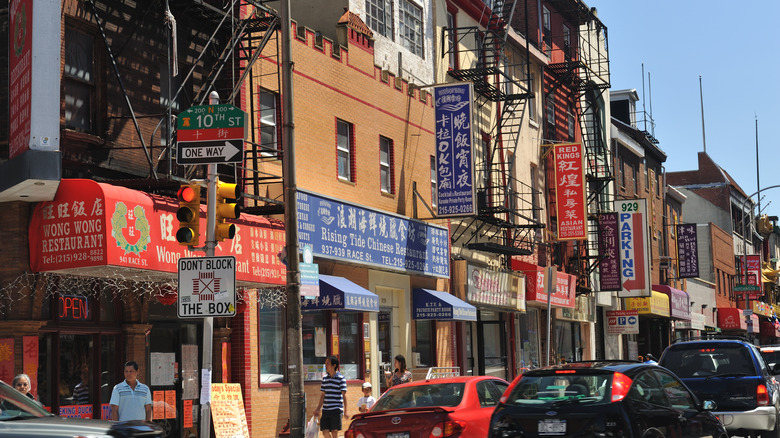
[701,399,717,411]
[771,363,780,375]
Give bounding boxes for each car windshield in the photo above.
[372,382,465,411]
[662,345,755,378]
[502,373,611,407]
[0,381,51,419]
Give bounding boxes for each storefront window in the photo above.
[259,307,285,384]
[59,334,93,416]
[517,309,540,371]
[303,313,327,380]
[414,320,434,368]
[554,320,580,363]
[338,314,360,380]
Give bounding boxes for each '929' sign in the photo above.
[59,295,89,321]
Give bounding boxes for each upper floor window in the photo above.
[337,119,355,182]
[379,136,394,194]
[64,26,97,133]
[631,162,638,195]
[528,73,536,122]
[258,90,280,156]
[542,6,552,54]
[365,0,393,38]
[567,107,575,141]
[400,0,424,57]
[563,24,572,59]
[446,11,457,69]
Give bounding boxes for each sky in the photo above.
[587,1,780,213]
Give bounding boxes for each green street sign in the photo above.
[734,284,761,291]
[177,104,247,142]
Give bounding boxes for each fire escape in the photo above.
[444,0,545,263]
[96,0,283,213]
[543,1,611,291]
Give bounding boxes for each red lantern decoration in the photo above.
[157,285,178,306]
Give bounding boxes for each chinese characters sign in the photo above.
[596,213,621,291]
[737,255,763,299]
[9,0,60,159]
[553,143,587,240]
[210,383,250,438]
[296,190,449,278]
[433,83,476,217]
[676,223,699,278]
[615,199,651,298]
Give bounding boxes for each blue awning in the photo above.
[413,288,477,321]
[301,275,379,312]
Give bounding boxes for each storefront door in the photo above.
[478,311,508,380]
[378,308,392,391]
[149,321,201,438]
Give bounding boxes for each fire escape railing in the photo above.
[444,0,545,262]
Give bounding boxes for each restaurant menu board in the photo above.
[210,383,250,438]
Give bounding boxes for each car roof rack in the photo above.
[673,334,750,344]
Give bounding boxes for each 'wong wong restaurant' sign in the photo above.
[28,179,286,285]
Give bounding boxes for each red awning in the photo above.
[760,321,780,338]
[717,307,747,331]
[510,260,576,309]
[28,179,286,286]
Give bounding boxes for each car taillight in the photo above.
[345,430,365,438]
[757,384,770,406]
[429,420,466,438]
[611,372,633,402]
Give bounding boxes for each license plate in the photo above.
[538,419,566,435]
[386,433,409,438]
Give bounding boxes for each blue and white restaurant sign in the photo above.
[433,83,476,217]
[296,190,450,278]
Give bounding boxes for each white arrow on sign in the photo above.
[176,139,244,164]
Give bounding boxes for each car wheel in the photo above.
[641,428,665,438]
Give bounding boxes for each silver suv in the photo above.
[660,337,780,438]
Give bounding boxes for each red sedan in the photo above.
[345,375,509,438]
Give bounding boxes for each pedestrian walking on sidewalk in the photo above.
[313,355,349,438]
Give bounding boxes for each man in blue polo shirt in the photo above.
[109,360,152,422]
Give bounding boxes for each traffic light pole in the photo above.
[199,92,221,438]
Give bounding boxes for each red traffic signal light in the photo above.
[176,183,201,246]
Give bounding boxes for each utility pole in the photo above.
[281,1,305,436]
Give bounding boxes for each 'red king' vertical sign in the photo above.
[553,143,587,240]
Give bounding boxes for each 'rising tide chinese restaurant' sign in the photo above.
[433,83,476,217]
[553,143,587,240]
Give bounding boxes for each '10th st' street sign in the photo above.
[176,104,246,164]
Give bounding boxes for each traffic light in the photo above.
[215,180,241,241]
[176,183,201,246]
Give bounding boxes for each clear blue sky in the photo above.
[588,0,780,212]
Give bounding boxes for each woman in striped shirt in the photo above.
[313,355,349,437]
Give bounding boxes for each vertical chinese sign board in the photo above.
[596,213,621,291]
[433,83,476,217]
[676,223,699,278]
[210,383,249,438]
[553,143,587,240]
[615,199,651,298]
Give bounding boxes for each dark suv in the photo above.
[660,337,780,437]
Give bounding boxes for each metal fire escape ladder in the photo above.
[446,0,544,259]
[164,1,283,213]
